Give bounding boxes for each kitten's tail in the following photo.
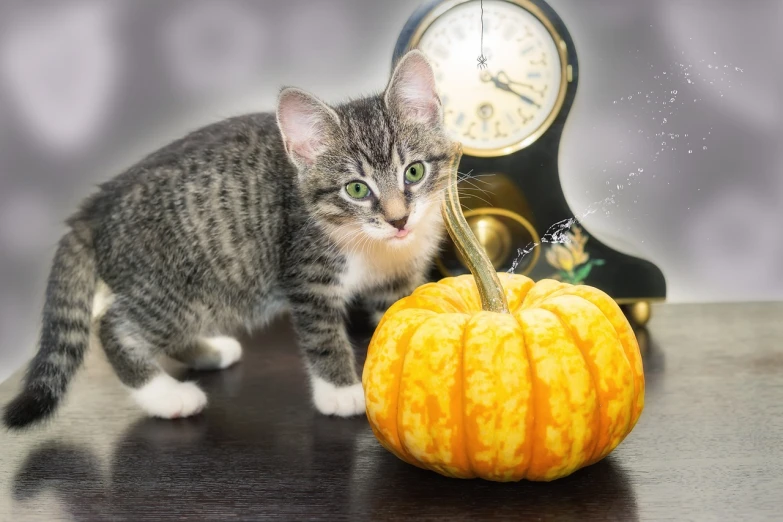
[3,228,97,430]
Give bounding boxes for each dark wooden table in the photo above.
[1,302,782,521]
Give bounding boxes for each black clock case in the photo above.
[392,0,667,306]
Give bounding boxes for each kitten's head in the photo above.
[276,50,454,250]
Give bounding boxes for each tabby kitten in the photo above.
[3,50,454,429]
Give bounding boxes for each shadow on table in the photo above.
[13,416,639,521]
[347,429,639,520]
[12,411,366,520]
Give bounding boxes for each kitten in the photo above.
[3,50,454,429]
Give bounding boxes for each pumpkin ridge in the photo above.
[489,315,503,477]
[546,308,603,464]
[545,294,636,464]
[515,312,537,480]
[393,314,434,466]
[569,295,636,453]
[576,299,636,463]
[520,279,570,309]
[564,287,644,432]
[440,275,482,312]
[443,282,473,312]
[396,313,471,474]
[364,309,435,469]
[492,313,529,480]
[499,274,536,313]
[414,282,469,312]
[543,287,642,431]
[459,315,476,478]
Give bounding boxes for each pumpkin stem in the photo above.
[441,143,510,314]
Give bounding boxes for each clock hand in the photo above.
[481,71,541,108]
[497,70,535,90]
[496,71,543,106]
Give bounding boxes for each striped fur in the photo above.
[3,50,452,428]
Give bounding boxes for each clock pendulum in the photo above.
[392,0,666,326]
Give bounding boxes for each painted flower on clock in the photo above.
[546,224,605,284]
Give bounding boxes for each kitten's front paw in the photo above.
[311,378,365,417]
[131,374,208,419]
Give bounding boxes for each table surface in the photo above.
[1,302,782,521]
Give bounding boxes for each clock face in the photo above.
[415,0,567,156]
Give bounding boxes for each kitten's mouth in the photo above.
[389,228,414,242]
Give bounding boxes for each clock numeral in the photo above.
[517,108,533,124]
[530,55,548,67]
[521,45,535,55]
[521,83,547,98]
[494,121,507,138]
[433,29,451,45]
[527,71,542,79]
[455,112,465,127]
[463,121,477,139]
[517,26,533,42]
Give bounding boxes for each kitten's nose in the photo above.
[387,216,408,231]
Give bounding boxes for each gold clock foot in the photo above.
[622,301,652,327]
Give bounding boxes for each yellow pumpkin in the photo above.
[362,144,644,482]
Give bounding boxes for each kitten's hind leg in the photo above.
[99,303,207,419]
[172,336,243,371]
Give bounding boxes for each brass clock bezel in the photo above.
[402,0,570,158]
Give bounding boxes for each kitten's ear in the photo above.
[276,87,340,169]
[384,50,442,126]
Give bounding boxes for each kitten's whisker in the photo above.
[458,186,493,195]
[348,232,373,260]
[459,171,495,178]
[458,173,494,186]
[458,194,494,207]
[457,181,494,197]
[458,174,494,185]
[329,226,362,252]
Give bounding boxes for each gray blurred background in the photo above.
[0,0,780,381]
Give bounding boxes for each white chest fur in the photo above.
[339,242,432,300]
[340,252,385,298]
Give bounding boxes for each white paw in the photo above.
[200,336,243,369]
[311,378,365,417]
[131,373,208,419]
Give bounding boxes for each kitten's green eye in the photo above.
[405,162,425,184]
[346,181,370,199]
